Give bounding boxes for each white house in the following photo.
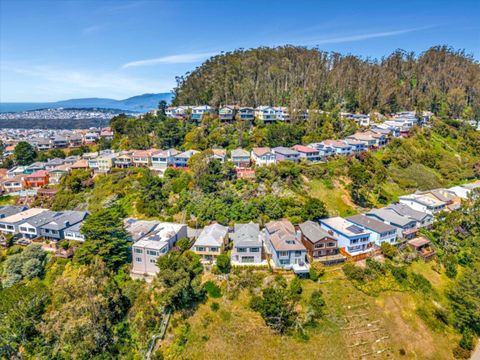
[251,147,277,166]
[131,222,187,276]
[398,194,447,215]
[191,105,213,121]
[151,149,180,169]
[254,106,277,123]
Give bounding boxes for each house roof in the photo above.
[132,150,151,158]
[231,148,250,157]
[291,145,318,153]
[41,211,88,231]
[321,217,370,237]
[232,222,260,247]
[366,208,415,228]
[176,150,199,159]
[421,189,457,203]
[272,147,300,156]
[65,221,83,234]
[265,219,305,251]
[142,222,186,243]
[0,205,28,219]
[322,140,351,149]
[195,223,228,247]
[17,210,58,227]
[211,149,226,157]
[124,218,160,242]
[347,214,396,234]
[26,170,48,178]
[71,159,89,168]
[408,237,431,248]
[298,220,336,243]
[252,147,272,156]
[387,203,431,222]
[399,194,446,207]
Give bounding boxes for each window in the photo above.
[147,250,158,256]
[250,247,260,252]
[315,243,325,249]
[149,259,156,263]
[134,248,143,254]
[196,246,205,252]
[280,259,289,265]
[278,251,288,257]
[294,251,302,257]
[237,247,247,253]
[241,256,254,263]
[210,247,218,252]
[327,242,336,247]
[135,257,142,262]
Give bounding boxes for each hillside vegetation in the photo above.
[173,46,480,117]
[44,116,480,224]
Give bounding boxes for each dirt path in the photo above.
[471,339,480,360]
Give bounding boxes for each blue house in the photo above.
[320,217,372,255]
[346,214,397,246]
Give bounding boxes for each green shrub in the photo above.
[380,242,397,259]
[410,273,433,294]
[343,261,366,282]
[210,302,220,312]
[216,254,231,274]
[203,281,222,298]
[309,290,325,319]
[391,266,408,284]
[309,262,325,282]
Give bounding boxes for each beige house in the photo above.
[96,153,117,173]
[192,223,229,263]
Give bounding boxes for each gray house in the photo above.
[18,211,61,239]
[387,203,434,228]
[231,223,264,265]
[39,211,89,240]
[366,208,418,240]
[0,205,28,219]
[64,222,86,242]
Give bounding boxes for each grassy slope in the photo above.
[306,130,479,215]
[162,263,458,360]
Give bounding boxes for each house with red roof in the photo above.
[291,145,322,162]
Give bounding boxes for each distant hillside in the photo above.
[0,92,173,113]
[173,46,480,117]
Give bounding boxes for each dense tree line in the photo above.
[173,46,480,118]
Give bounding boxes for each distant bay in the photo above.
[0,92,172,113]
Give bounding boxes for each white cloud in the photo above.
[81,24,106,36]
[306,27,433,45]
[121,52,216,68]
[1,62,172,101]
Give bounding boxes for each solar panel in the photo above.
[346,225,364,234]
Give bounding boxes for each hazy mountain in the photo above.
[0,92,173,113]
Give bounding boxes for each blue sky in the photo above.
[1,0,479,102]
